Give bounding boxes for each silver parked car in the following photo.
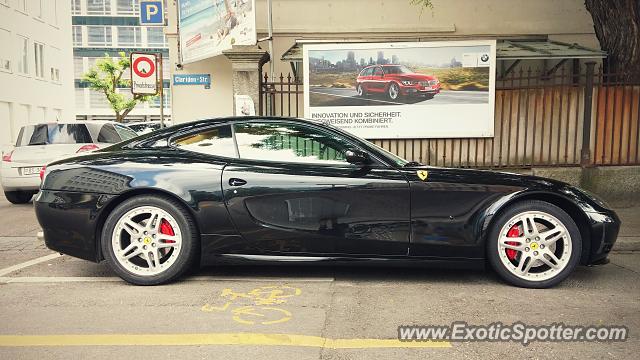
[1,121,138,204]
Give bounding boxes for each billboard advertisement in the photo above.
[303,40,496,139]
[178,0,256,64]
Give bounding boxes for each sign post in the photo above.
[158,53,164,129]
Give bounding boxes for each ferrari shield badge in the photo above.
[416,170,429,181]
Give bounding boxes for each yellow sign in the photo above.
[530,242,539,250]
[417,170,429,181]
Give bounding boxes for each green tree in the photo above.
[82,52,155,123]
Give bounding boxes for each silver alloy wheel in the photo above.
[389,83,399,99]
[111,206,182,276]
[357,84,363,96]
[497,211,572,281]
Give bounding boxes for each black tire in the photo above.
[4,191,35,204]
[487,200,582,288]
[101,195,198,285]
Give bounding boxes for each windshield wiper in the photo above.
[28,141,48,146]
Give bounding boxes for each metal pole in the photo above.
[580,61,596,167]
[267,0,274,80]
[158,53,165,129]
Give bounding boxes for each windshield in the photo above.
[17,124,92,146]
[383,65,413,75]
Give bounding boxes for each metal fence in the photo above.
[259,65,640,168]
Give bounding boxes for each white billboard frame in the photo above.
[303,40,497,139]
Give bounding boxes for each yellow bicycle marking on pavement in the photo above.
[202,285,301,325]
[0,333,451,348]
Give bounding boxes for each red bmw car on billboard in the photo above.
[356,64,441,100]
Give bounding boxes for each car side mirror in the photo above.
[345,149,370,165]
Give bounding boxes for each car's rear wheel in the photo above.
[101,195,198,285]
[4,190,35,204]
[388,83,400,100]
[487,200,581,288]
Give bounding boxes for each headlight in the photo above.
[401,80,416,86]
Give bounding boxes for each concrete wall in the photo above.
[167,0,599,123]
[0,0,75,153]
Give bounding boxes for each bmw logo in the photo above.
[481,54,489,63]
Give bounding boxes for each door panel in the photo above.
[222,163,410,256]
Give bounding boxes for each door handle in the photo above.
[228,178,247,187]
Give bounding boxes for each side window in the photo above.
[233,122,351,164]
[97,124,121,143]
[114,124,138,141]
[364,67,374,76]
[172,125,236,158]
[373,67,383,76]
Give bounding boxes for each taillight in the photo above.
[2,150,13,162]
[39,165,46,182]
[76,144,99,153]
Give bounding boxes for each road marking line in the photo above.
[0,333,451,349]
[0,276,334,284]
[0,253,63,277]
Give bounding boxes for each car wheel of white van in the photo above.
[4,191,35,204]
[101,195,198,285]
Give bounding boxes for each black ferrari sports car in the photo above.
[34,117,620,287]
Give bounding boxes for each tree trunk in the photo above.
[584,0,640,80]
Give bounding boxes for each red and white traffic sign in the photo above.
[130,53,158,95]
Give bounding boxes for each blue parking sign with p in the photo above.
[140,0,164,26]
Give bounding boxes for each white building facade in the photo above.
[0,0,75,153]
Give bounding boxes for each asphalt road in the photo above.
[309,87,489,106]
[0,193,639,359]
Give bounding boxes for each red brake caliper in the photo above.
[160,219,175,243]
[505,225,521,261]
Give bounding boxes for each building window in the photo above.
[34,42,45,78]
[147,27,166,47]
[0,29,10,72]
[71,0,81,15]
[87,0,111,15]
[16,35,29,74]
[73,57,84,78]
[52,0,59,26]
[75,88,85,109]
[117,26,141,46]
[116,0,138,15]
[50,47,61,82]
[16,0,27,13]
[72,26,83,46]
[34,0,43,19]
[87,26,112,46]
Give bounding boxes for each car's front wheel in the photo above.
[487,200,581,288]
[356,84,365,97]
[4,190,35,204]
[101,195,198,285]
[388,82,400,100]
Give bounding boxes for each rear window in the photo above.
[97,124,139,143]
[17,124,92,146]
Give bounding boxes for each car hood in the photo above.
[399,166,611,213]
[393,73,437,81]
